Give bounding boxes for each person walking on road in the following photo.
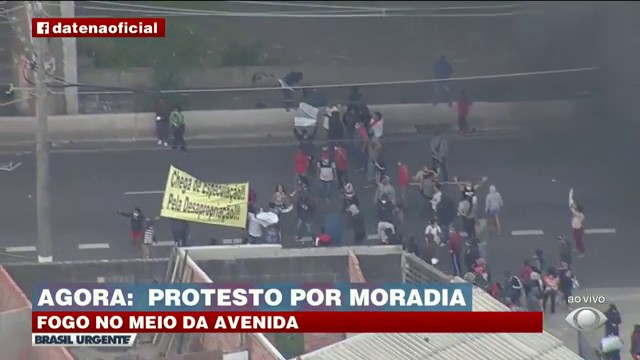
[485,185,504,235]
[295,192,315,240]
[117,207,145,256]
[558,262,573,309]
[569,188,586,256]
[397,161,409,207]
[374,175,397,206]
[454,176,487,239]
[458,186,478,239]
[366,136,382,187]
[376,194,395,243]
[247,206,263,244]
[457,90,472,133]
[630,325,640,359]
[369,111,384,139]
[432,55,453,106]
[519,259,534,295]
[342,182,360,211]
[155,97,171,146]
[542,268,559,314]
[558,235,573,269]
[334,143,349,189]
[436,194,457,244]
[317,147,337,201]
[425,218,443,247]
[170,106,187,152]
[414,165,437,216]
[430,131,448,181]
[347,203,366,245]
[448,226,462,276]
[142,217,159,259]
[170,219,190,247]
[604,304,622,337]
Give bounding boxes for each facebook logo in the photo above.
[36,22,49,35]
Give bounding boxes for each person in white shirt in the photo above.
[431,183,442,216]
[485,185,504,235]
[317,151,337,201]
[369,111,384,138]
[569,188,585,256]
[247,206,263,244]
[425,219,443,247]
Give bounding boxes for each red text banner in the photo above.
[32,18,166,38]
[33,311,543,333]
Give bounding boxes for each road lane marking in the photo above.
[511,230,544,236]
[221,238,244,245]
[367,234,380,240]
[78,243,110,250]
[124,190,163,195]
[5,245,36,252]
[154,241,175,246]
[585,228,616,234]
[0,129,527,156]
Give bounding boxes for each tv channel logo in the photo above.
[565,307,608,332]
[36,21,49,35]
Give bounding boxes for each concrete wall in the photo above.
[0,100,582,144]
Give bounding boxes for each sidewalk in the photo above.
[544,287,640,360]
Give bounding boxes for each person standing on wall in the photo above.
[155,97,171,147]
[279,71,304,112]
[170,105,187,152]
[432,55,453,106]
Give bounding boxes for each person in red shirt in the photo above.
[457,90,472,133]
[631,324,640,359]
[294,148,310,185]
[519,259,534,295]
[333,143,349,188]
[315,227,332,247]
[448,226,462,276]
[397,162,409,207]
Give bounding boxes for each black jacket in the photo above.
[296,197,314,221]
[118,210,144,232]
[436,196,457,226]
[328,113,344,140]
[350,211,365,234]
[376,201,394,223]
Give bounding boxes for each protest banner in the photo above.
[160,166,249,228]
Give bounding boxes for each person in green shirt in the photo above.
[169,106,186,152]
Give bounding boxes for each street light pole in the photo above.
[28,1,53,263]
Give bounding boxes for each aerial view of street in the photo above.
[1,1,640,360]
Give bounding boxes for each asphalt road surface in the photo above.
[0,129,637,289]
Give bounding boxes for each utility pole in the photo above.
[60,1,78,114]
[27,1,53,263]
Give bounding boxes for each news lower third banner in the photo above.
[31,283,544,338]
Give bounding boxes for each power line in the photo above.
[46,66,600,96]
[80,1,517,18]
[227,1,518,12]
